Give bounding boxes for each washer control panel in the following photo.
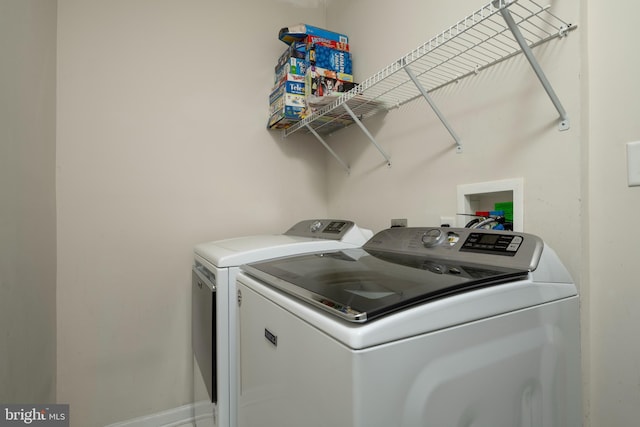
[363,227,544,271]
[460,232,523,256]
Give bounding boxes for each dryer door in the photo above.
[192,263,216,402]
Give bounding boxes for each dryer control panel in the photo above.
[284,219,354,240]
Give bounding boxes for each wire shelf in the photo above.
[283,0,575,138]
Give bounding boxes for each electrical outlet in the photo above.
[440,216,456,227]
[627,141,640,186]
[391,218,407,228]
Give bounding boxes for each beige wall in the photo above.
[0,0,57,403]
[586,0,640,425]
[56,0,329,425]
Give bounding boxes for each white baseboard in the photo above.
[105,401,214,427]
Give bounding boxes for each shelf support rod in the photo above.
[498,5,570,130]
[342,103,392,166]
[305,124,350,174]
[404,65,463,152]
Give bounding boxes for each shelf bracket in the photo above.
[342,103,392,166]
[405,66,463,153]
[498,5,570,131]
[305,124,350,173]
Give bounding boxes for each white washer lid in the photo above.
[195,234,364,267]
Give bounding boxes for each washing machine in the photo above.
[191,219,373,427]
[236,227,582,427]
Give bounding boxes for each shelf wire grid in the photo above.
[283,0,575,138]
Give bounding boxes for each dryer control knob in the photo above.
[310,220,323,233]
[422,228,445,247]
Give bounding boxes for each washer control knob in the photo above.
[422,228,444,247]
[310,220,323,233]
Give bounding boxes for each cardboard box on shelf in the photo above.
[305,65,354,98]
[274,57,308,86]
[269,92,306,116]
[279,23,348,45]
[269,80,305,105]
[267,105,307,129]
[273,71,305,89]
[306,73,356,98]
[278,56,308,76]
[306,35,349,52]
[267,115,297,130]
[268,81,308,127]
[307,44,352,74]
[275,41,307,72]
[305,65,353,83]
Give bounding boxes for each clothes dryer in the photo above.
[192,219,373,427]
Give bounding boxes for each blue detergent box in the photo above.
[307,44,352,75]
